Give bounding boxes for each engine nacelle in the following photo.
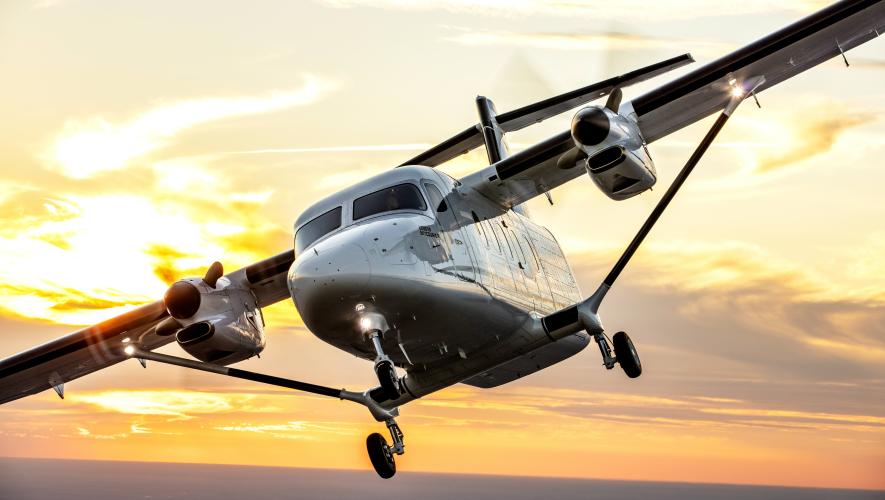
[163,273,265,365]
[571,106,657,201]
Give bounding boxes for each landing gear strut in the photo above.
[369,331,401,400]
[593,331,642,378]
[366,418,405,479]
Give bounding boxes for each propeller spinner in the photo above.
[162,261,224,320]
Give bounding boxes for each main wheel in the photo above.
[375,360,400,400]
[366,432,396,479]
[613,331,642,378]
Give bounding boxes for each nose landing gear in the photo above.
[369,331,402,400]
[593,330,642,378]
[366,418,405,479]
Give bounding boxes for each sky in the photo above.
[0,0,884,492]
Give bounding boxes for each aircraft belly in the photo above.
[461,333,589,388]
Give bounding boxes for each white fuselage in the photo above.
[287,166,589,399]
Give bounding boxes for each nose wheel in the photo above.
[366,418,405,479]
[593,330,642,378]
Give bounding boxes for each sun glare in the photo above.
[0,190,271,325]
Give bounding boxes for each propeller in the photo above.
[571,107,611,147]
[164,281,201,320]
[162,262,224,320]
[203,261,224,288]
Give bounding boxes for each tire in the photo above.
[366,432,396,479]
[375,361,400,400]
[613,331,642,378]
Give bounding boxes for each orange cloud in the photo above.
[753,111,872,174]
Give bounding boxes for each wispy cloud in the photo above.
[224,143,431,155]
[214,421,358,440]
[752,111,873,174]
[320,0,830,21]
[852,58,885,69]
[566,240,885,367]
[70,390,283,419]
[444,28,731,55]
[42,75,334,179]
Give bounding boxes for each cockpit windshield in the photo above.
[295,206,342,254]
[352,183,426,221]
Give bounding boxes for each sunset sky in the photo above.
[1,0,884,492]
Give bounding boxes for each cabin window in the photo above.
[353,183,427,221]
[295,206,342,254]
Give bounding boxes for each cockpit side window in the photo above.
[295,206,342,255]
[423,183,448,213]
[352,183,427,221]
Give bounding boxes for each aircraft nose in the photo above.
[287,240,371,316]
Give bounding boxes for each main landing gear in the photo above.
[366,418,405,479]
[592,330,642,378]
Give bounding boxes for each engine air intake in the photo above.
[587,146,626,173]
[176,321,215,346]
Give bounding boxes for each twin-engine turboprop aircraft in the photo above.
[1,0,882,479]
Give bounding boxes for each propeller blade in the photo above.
[605,87,622,112]
[154,316,183,337]
[203,261,224,288]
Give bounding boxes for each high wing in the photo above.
[398,54,694,167]
[629,0,885,142]
[0,251,294,404]
[427,0,884,208]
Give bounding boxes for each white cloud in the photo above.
[444,29,731,55]
[42,75,335,179]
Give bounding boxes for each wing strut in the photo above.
[125,347,399,422]
[542,77,764,349]
[593,76,765,310]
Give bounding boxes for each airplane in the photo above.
[1,0,882,479]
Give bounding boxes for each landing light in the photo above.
[730,86,745,97]
[123,345,135,356]
[359,317,371,330]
